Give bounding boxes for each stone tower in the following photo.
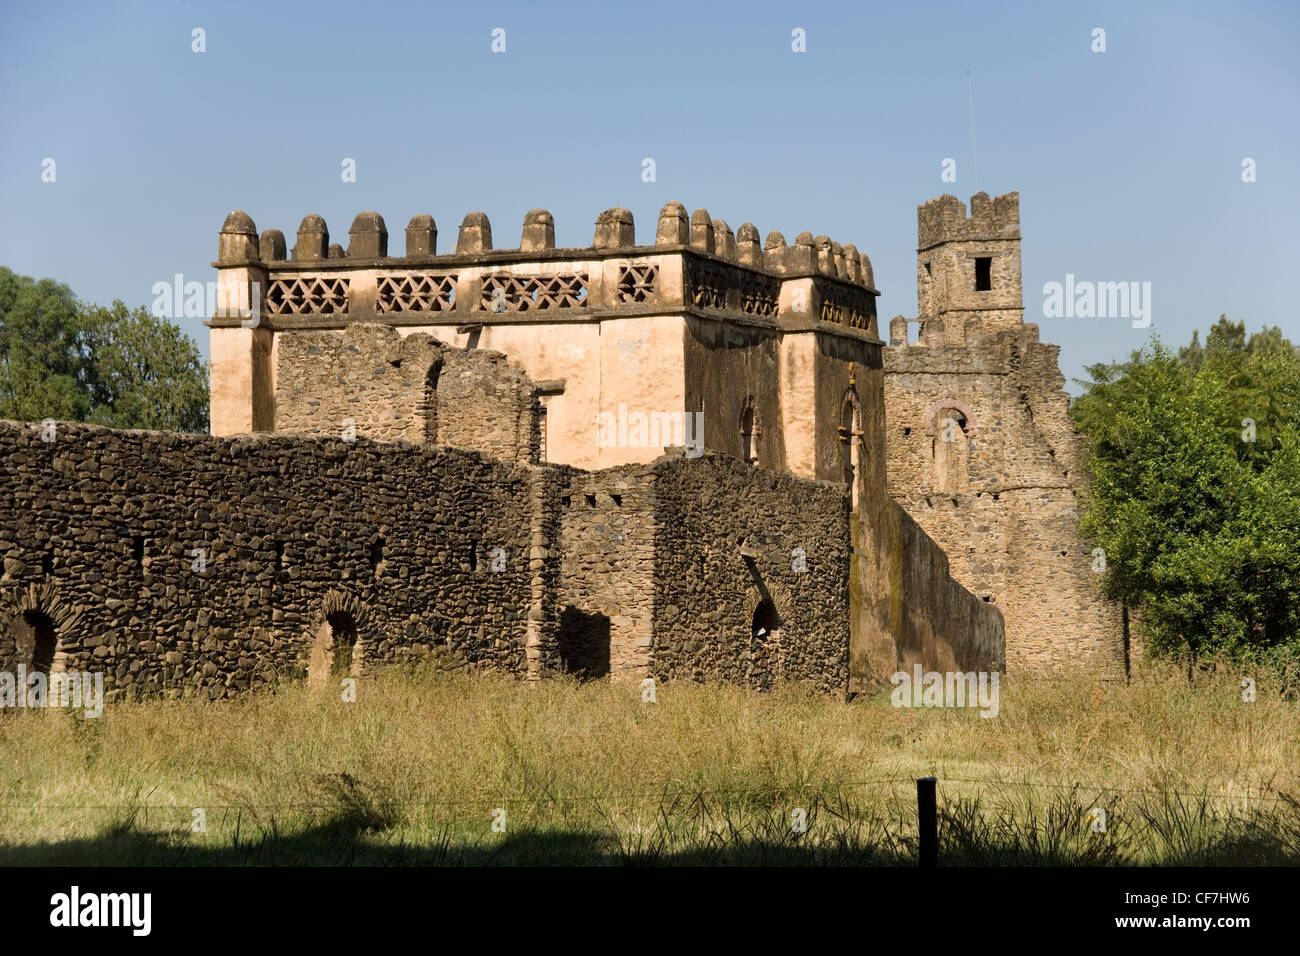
[913,191,1023,345]
[884,192,1124,676]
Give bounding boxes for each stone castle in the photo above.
[0,192,1122,701]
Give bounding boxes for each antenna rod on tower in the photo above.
[967,70,979,192]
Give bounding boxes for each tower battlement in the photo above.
[914,191,1023,339]
[917,191,1020,251]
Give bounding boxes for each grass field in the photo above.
[1,660,1297,865]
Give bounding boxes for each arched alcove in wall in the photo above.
[306,591,370,685]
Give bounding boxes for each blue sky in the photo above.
[2,0,1296,391]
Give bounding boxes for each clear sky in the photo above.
[2,0,1296,391]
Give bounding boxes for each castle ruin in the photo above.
[0,192,1120,702]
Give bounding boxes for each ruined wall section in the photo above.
[553,465,657,683]
[275,323,540,463]
[649,452,851,693]
[0,422,538,699]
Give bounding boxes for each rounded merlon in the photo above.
[350,211,386,233]
[348,211,389,258]
[594,207,635,248]
[406,215,438,256]
[690,209,714,253]
[656,201,689,245]
[259,229,287,261]
[221,210,257,235]
[457,212,493,253]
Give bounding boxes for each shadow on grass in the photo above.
[0,823,920,867]
[5,783,1298,866]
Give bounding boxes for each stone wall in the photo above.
[884,320,1123,674]
[274,323,540,462]
[554,465,657,682]
[0,418,1008,699]
[0,421,537,700]
[649,452,852,694]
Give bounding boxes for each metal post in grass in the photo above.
[917,777,938,867]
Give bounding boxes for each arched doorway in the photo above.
[18,610,59,675]
[308,609,360,684]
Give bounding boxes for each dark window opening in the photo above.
[924,260,932,277]
[975,257,992,291]
[368,537,384,573]
[131,536,145,567]
[469,543,479,572]
[557,606,611,679]
[610,494,622,507]
[561,495,571,508]
[274,540,285,570]
[424,363,441,443]
[749,599,782,690]
[584,494,597,508]
[42,549,54,575]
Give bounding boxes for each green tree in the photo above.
[0,267,89,421]
[1071,319,1300,674]
[0,266,208,432]
[80,301,209,432]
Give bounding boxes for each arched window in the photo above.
[839,395,863,511]
[740,398,760,465]
[933,409,970,495]
[749,598,782,690]
[20,610,59,676]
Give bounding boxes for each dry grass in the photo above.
[0,659,1296,865]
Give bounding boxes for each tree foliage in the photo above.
[0,266,208,432]
[1071,317,1300,672]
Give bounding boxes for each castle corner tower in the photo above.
[883,192,1124,676]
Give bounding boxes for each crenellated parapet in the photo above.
[917,191,1020,251]
[211,203,881,341]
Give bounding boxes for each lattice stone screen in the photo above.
[740,275,779,317]
[685,261,729,310]
[819,285,873,331]
[479,274,588,312]
[617,265,658,303]
[376,274,458,313]
[266,277,351,315]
